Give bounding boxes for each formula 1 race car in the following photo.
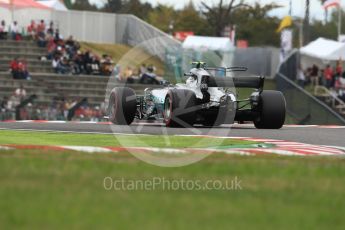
[107,62,286,129]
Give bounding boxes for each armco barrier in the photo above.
[276,73,345,125]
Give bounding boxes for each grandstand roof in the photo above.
[182,36,234,52]
[0,0,49,9]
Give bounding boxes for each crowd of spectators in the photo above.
[1,19,116,77]
[0,86,106,121]
[298,60,345,102]
[0,20,22,41]
[24,19,116,76]
[34,98,106,122]
[3,19,164,81]
[1,18,164,121]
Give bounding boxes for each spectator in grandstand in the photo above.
[125,66,134,79]
[72,50,84,75]
[10,21,21,40]
[27,20,37,40]
[310,64,319,87]
[37,20,46,35]
[37,28,47,48]
[55,45,65,57]
[56,57,72,75]
[297,65,306,88]
[35,20,46,47]
[54,28,63,44]
[10,58,19,79]
[0,20,8,40]
[139,64,160,85]
[13,84,27,106]
[335,73,345,102]
[83,51,93,74]
[323,65,334,89]
[7,93,20,111]
[52,56,60,73]
[336,60,343,78]
[113,64,121,81]
[16,59,30,80]
[139,64,147,77]
[14,84,27,102]
[0,96,8,112]
[9,58,29,80]
[47,21,54,36]
[90,55,101,75]
[100,54,114,76]
[65,36,79,59]
[46,36,57,60]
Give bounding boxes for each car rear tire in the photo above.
[254,90,286,129]
[164,89,197,128]
[108,87,137,125]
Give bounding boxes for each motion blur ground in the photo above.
[0,129,345,229]
[1,0,345,229]
[1,147,345,229]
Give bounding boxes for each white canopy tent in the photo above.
[37,0,68,11]
[300,38,345,68]
[182,36,235,69]
[183,36,234,52]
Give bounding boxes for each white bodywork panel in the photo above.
[151,68,237,106]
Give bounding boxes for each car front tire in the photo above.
[108,87,137,125]
[164,89,197,128]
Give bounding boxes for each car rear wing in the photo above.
[207,75,265,90]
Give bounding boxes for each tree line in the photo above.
[69,0,344,47]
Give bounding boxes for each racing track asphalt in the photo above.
[0,122,344,147]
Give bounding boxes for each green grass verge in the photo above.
[0,150,344,229]
[0,130,254,149]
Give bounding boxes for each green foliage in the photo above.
[147,4,176,33]
[174,1,212,35]
[309,9,345,41]
[69,0,343,48]
[63,0,72,9]
[121,0,153,19]
[102,0,123,13]
[70,0,99,11]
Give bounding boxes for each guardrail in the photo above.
[314,86,345,116]
[276,72,345,125]
[276,49,345,125]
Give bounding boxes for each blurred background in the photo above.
[0,0,344,125]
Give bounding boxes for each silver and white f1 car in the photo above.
[108,62,286,129]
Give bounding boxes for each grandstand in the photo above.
[0,39,107,104]
[0,39,160,121]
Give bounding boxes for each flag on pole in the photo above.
[322,0,341,9]
[276,16,292,33]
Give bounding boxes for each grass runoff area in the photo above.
[0,130,345,229]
